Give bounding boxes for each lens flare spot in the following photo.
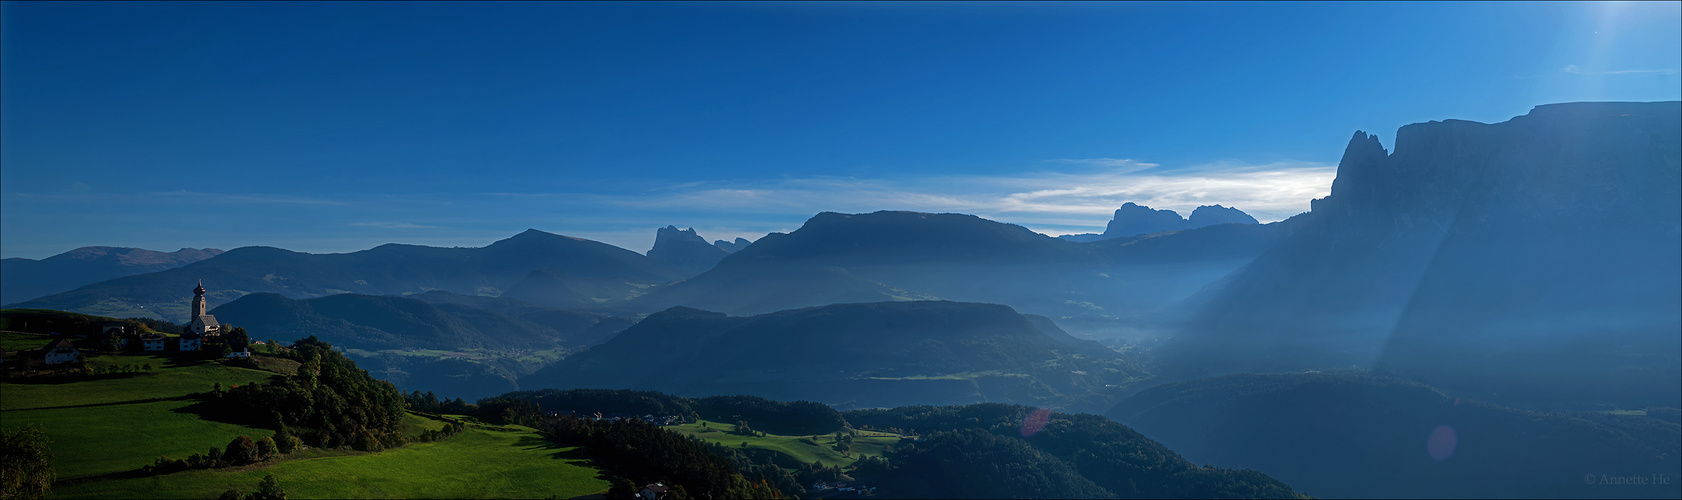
[1020,408,1052,438]
[1427,424,1457,461]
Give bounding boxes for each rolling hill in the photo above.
[523,300,1147,412]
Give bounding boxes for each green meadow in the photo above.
[1,352,279,410]
[3,337,608,499]
[2,398,275,479]
[670,420,903,467]
[52,425,609,500]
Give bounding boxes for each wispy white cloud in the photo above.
[565,160,1337,235]
[1562,65,1680,76]
[1047,158,1162,173]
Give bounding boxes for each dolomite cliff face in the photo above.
[1164,102,1681,409]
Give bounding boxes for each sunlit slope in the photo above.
[51,424,609,500]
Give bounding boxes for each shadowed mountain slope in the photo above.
[524,301,1147,412]
[1161,101,1682,410]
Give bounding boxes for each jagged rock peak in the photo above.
[1103,203,1191,238]
[714,237,753,253]
[654,225,709,246]
[1188,205,1260,226]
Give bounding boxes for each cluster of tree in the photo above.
[882,428,1114,499]
[219,474,288,500]
[794,460,850,485]
[534,416,788,499]
[708,446,805,496]
[475,397,544,426]
[0,425,54,500]
[831,430,855,453]
[403,390,477,415]
[491,388,697,420]
[485,390,846,437]
[731,420,759,437]
[413,421,467,443]
[6,362,157,383]
[692,396,846,436]
[142,435,282,474]
[221,326,252,350]
[218,336,407,450]
[845,403,1301,499]
[85,363,155,376]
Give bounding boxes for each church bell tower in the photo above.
[192,280,207,319]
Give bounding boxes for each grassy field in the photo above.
[53,424,610,499]
[670,420,903,467]
[1,353,280,411]
[2,398,275,479]
[2,331,55,351]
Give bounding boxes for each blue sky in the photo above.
[3,1,1678,259]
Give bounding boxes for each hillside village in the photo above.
[3,283,256,376]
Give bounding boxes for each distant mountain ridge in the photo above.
[524,300,1146,411]
[1,246,223,304]
[1059,203,1260,242]
[6,229,684,322]
[625,211,1281,323]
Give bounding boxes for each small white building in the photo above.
[43,339,83,365]
[140,334,167,352]
[224,347,251,358]
[639,483,670,500]
[179,332,202,352]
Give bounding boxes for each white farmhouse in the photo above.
[43,339,83,365]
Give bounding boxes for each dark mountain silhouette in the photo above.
[713,237,753,253]
[1,246,222,304]
[5,229,684,323]
[646,225,730,277]
[523,301,1148,412]
[1059,203,1261,242]
[1107,372,1681,499]
[1160,101,1682,410]
[624,211,1279,324]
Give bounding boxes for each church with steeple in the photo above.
[189,281,222,337]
